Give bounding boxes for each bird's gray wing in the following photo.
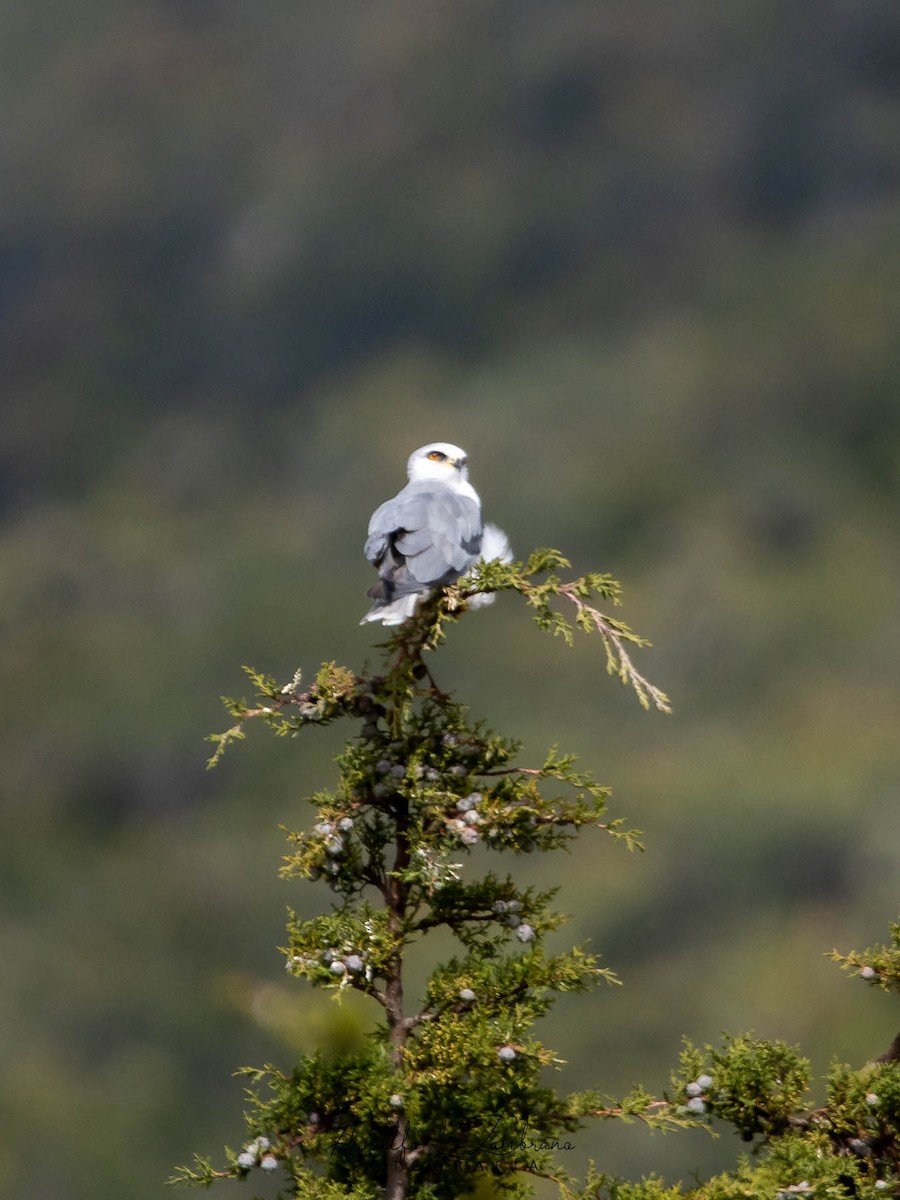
[365,484,482,590]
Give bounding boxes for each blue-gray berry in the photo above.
[345,954,364,974]
[498,1045,516,1063]
[330,960,347,975]
[260,1154,278,1171]
[459,988,476,1002]
[685,1082,703,1098]
[696,1074,713,1090]
[685,1097,706,1115]
[516,923,535,942]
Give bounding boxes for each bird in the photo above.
[361,442,511,626]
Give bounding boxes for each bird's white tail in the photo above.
[359,592,424,626]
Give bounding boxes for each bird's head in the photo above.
[407,442,470,484]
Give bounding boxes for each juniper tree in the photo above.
[174,551,677,1199]
[173,552,900,1199]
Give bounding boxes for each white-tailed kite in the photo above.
[361,442,511,626]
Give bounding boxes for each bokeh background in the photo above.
[3,2,900,1196]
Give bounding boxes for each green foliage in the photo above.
[180,558,666,1198]
[697,1131,881,1200]
[671,1034,811,1139]
[594,927,900,1199]
[557,1012,900,1199]
[826,1057,900,1151]
[830,923,900,994]
[559,1171,687,1200]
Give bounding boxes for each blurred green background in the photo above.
[2,2,900,1195]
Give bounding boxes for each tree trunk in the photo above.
[384,792,411,1200]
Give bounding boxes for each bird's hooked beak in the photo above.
[449,455,466,470]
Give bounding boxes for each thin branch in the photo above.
[402,1007,443,1033]
[586,1100,671,1118]
[360,859,387,892]
[480,766,544,777]
[411,910,499,934]
[558,585,672,714]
